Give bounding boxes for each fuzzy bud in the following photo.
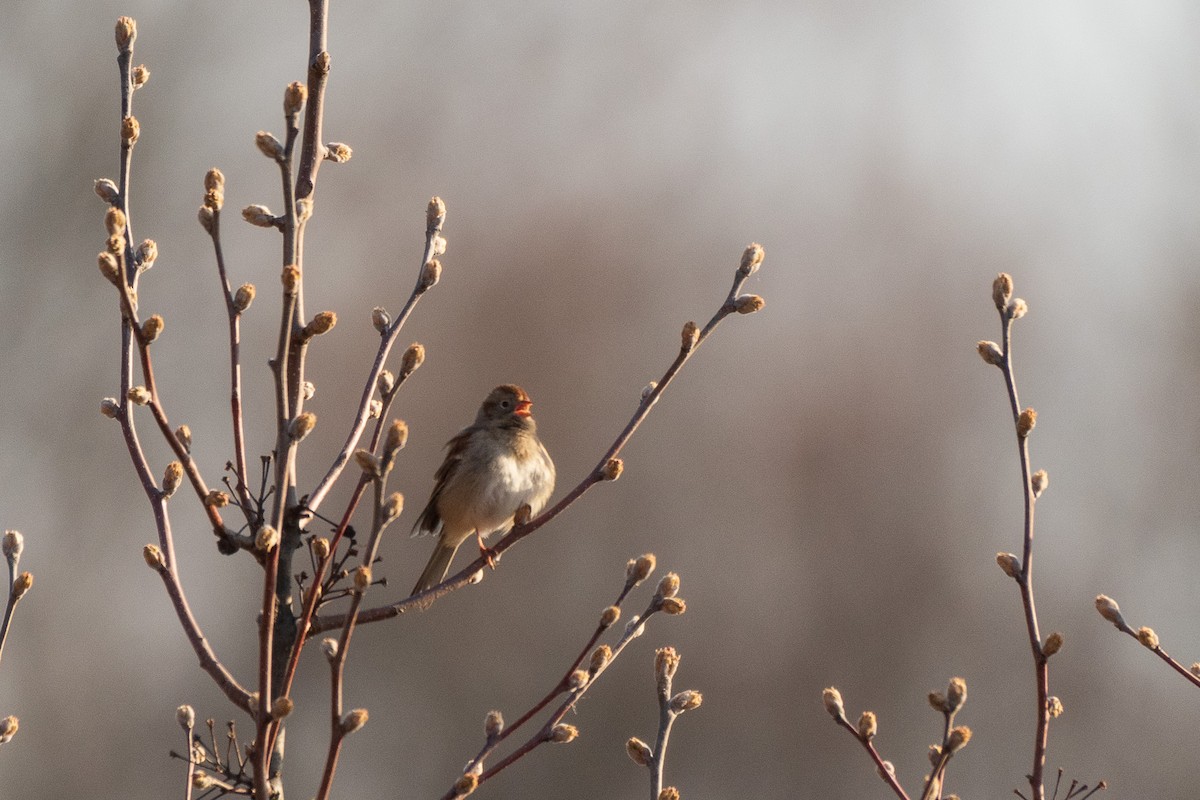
[992,273,1013,310]
[427,196,447,231]
[734,294,765,314]
[233,283,256,312]
[370,307,390,334]
[601,457,624,481]
[928,691,947,712]
[659,790,680,800]
[0,716,18,745]
[1008,297,1028,319]
[584,646,612,676]
[1017,407,1037,438]
[105,206,127,236]
[660,597,687,615]
[11,572,32,600]
[568,670,589,691]
[271,697,294,720]
[976,340,1003,366]
[302,381,316,401]
[97,252,121,285]
[137,238,158,269]
[2,531,23,562]
[996,552,1021,579]
[628,553,656,584]
[204,167,225,193]
[161,461,184,498]
[94,178,119,204]
[739,242,765,276]
[432,234,448,256]
[295,198,313,224]
[324,142,352,163]
[681,321,700,352]
[255,526,279,553]
[304,311,338,338]
[143,544,165,570]
[453,772,478,797]
[122,115,140,145]
[141,314,164,342]
[127,386,152,406]
[669,690,703,713]
[656,572,681,599]
[377,370,396,396]
[175,424,192,451]
[311,537,331,561]
[197,206,215,233]
[822,687,846,721]
[132,64,150,88]
[242,205,276,228]
[353,565,372,591]
[642,381,658,400]
[418,259,442,292]
[401,342,426,376]
[115,16,137,49]
[381,492,404,523]
[1043,632,1064,657]
[321,638,339,661]
[176,704,195,730]
[1047,696,1064,718]
[549,724,578,743]
[945,725,972,753]
[289,412,317,442]
[255,131,283,159]
[946,677,967,713]
[205,490,230,508]
[485,710,504,738]
[626,737,653,766]
[354,449,382,476]
[1032,469,1048,498]
[385,420,409,456]
[1137,626,1159,649]
[857,710,877,740]
[600,605,620,628]
[284,81,307,115]
[100,397,121,418]
[340,709,369,735]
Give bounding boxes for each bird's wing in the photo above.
[411,425,474,536]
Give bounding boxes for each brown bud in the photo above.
[115,16,137,49]
[242,205,276,228]
[353,565,372,591]
[1017,407,1037,438]
[197,206,215,233]
[127,386,152,406]
[589,644,612,673]
[271,697,294,720]
[857,710,877,740]
[100,398,121,418]
[928,691,947,712]
[135,239,157,270]
[739,242,765,276]
[401,342,426,376]
[122,115,140,145]
[324,142,352,163]
[384,420,409,456]
[94,178,119,204]
[311,537,331,560]
[233,283,256,312]
[655,646,680,688]
[284,81,307,115]
[176,705,195,730]
[1032,469,1048,498]
[2,531,23,561]
[340,708,368,734]
[371,307,390,333]
[976,340,1003,366]
[255,131,283,160]
[1047,696,1064,718]
[204,168,225,193]
[681,321,700,352]
[418,259,442,292]
[105,207,127,236]
[255,526,279,553]
[381,492,404,523]
[98,252,121,285]
[628,553,656,584]
[656,572,681,599]
[946,677,967,713]
[321,638,339,661]
[143,543,165,570]
[427,196,447,230]
[601,457,624,481]
[132,64,150,88]
[354,449,382,477]
[996,552,1021,579]
[626,736,653,766]
[550,723,578,743]
[175,424,192,451]
[0,715,18,745]
[453,772,479,797]
[11,572,32,600]
[1043,632,1064,657]
[162,461,184,498]
[945,725,972,753]
[660,597,687,615]
[1008,298,1028,319]
[377,370,396,396]
[992,273,1013,310]
[432,234,448,256]
[282,266,301,292]
[204,490,230,508]
[822,687,846,721]
[484,710,504,738]
[141,314,164,343]
[599,605,620,628]
[1137,626,1159,649]
[303,311,338,338]
[734,294,765,314]
[568,670,589,691]
[659,790,680,800]
[669,690,703,713]
[289,412,317,442]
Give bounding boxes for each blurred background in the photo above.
[2,1,1199,797]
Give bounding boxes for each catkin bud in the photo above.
[354,449,381,476]
[655,646,680,690]
[589,644,612,674]
[143,544,165,570]
[822,687,846,721]
[568,670,589,691]
[626,737,653,766]
[94,178,119,203]
[204,168,225,193]
[601,457,624,481]
[928,691,947,712]
[659,789,680,800]
[176,704,195,730]
[340,709,369,735]
[284,81,307,115]
[1047,696,1064,718]
[98,252,121,285]
[1043,632,1064,657]
[992,273,1013,310]
[324,142,352,163]
[115,16,137,49]
[401,342,426,375]
[681,321,699,352]
[11,572,32,600]
[197,206,215,233]
[485,710,504,738]
[734,294,765,314]
[739,242,765,276]
[628,553,656,584]
[656,572,681,599]
[945,725,972,753]
[371,307,390,333]
[600,605,620,628]
[1008,298,1028,319]
[353,565,372,591]
[137,238,158,268]
[381,492,404,523]
[255,526,279,552]
[122,115,140,144]
[549,724,578,743]
[105,207,127,236]
[418,259,442,292]
[205,490,230,508]
[857,710,877,740]
[946,677,967,713]
[271,697,294,720]
[1032,469,1048,498]
[162,461,184,498]
[642,381,658,400]
[132,64,150,88]
[996,552,1021,579]
[1137,626,1159,649]
[976,340,1003,366]
[303,311,338,338]
[289,412,317,442]
[453,773,478,797]
[175,424,192,451]
[432,235,447,256]
[385,420,409,456]
[302,381,316,401]
[192,772,212,790]
[309,538,331,562]
[142,314,164,342]
[233,283,256,312]
[100,397,121,418]
[242,205,276,228]
[321,638,339,661]
[255,131,283,159]
[1017,407,1037,438]
[427,196,447,230]
[0,716,18,744]
[669,690,703,713]
[2,531,23,561]
[127,386,152,405]
[377,370,396,396]
[660,597,687,615]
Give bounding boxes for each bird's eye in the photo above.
[500,400,511,409]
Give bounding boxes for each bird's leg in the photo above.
[475,531,499,570]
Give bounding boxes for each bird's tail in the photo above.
[412,539,461,595]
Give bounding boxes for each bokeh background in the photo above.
[3,1,1199,797]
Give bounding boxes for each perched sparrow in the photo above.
[411,384,556,594]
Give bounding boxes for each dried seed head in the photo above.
[100,397,121,418]
[143,543,165,570]
[324,142,353,163]
[945,725,972,753]
[568,670,589,691]
[734,294,766,314]
[197,206,215,233]
[127,386,152,406]
[589,644,612,673]
[0,716,18,744]
[204,490,230,508]
[385,420,409,456]
[204,168,225,193]
[340,708,369,735]
[822,687,846,721]
[105,206,127,235]
[601,457,624,481]
[371,307,390,333]
[162,461,184,498]
[857,710,877,740]
[1043,632,1064,657]
[1017,407,1037,438]
[1032,469,1048,498]
[242,204,276,228]
[1095,595,1125,628]
[255,526,279,553]
[284,81,307,115]
[377,370,395,396]
[142,314,164,342]
[681,321,700,352]
[304,311,338,338]
[628,553,656,584]
[353,565,372,591]
[1008,297,1028,319]
[656,646,680,687]
[1047,696,1064,718]
[669,690,703,713]
[453,772,479,797]
[401,342,426,375]
[992,273,1013,310]
[354,449,382,476]
[233,283,256,312]
[255,131,283,160]
[656,573,681,600]
[122,115,140,144]
[175,424,192,451]
[321,638,339,660]
[660,597,687,615]
[599,605,620,628]
[381,492,404,523]
[418,259,442,292]
[98,252,121,285]
[427,196,447,231]
[1137,626,1159,649]
[928,691,947,712]
[626,737,653,766]
[946,677,967,712]
[549,723,578,743]
[11,572,32,600]
[132,64,150,88]
[271,697,294,720]
[176,704,195,730]
[2,531,23,561]
[484,710,504,738]
[115,16,137,49]
[289,412,317,441]
[739,242,765,276]
[311,537,331,561]
[94,178,119,204]
[996,552,1021,579]
[976,340,1003,366]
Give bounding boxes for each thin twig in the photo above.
[830,716,911,800]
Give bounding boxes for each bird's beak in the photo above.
[513,400,533,417]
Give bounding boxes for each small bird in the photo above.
[410,384,556,594]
